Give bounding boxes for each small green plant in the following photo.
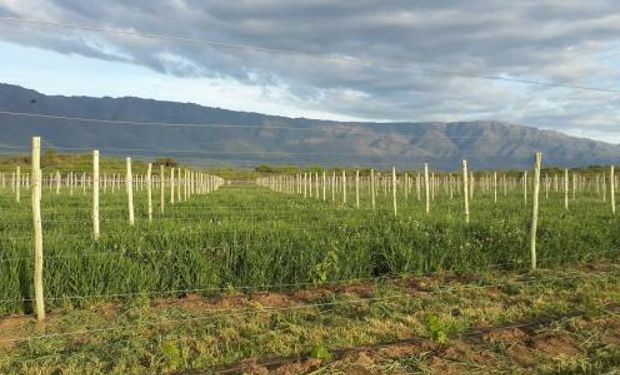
[311,250,339,285]
[159,339,181,370]
[310,344,332,362]
[424,315,449,344]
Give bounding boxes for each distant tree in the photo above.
[255,165,276,173]
[153,157,178,167]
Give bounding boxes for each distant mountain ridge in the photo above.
[0,83,618,169]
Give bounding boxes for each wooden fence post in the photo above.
[424,163,430,214]
[611,166,616,215]
[404,172,409,200]
[304,173,308,198]
[564,169,569,210]
[493,171,497,204]
[147,163,153,222]
[416,172,421,201]
[170,168,175,205]
[160,165,165,214]
[371,168,376,210]
[31,137,45,321]
[462,160,470,224]
[177,168,181,203]
[392,166,397,216]
[126,158,135,226]
[432,172,436,201]
[183,169,188,202]
[322,171,326,201]
[55,171,61,195]
[356,170,360,208]
[93,150,100,240]
[530,152,542,270]
[523,171,528,205]
[315,172,319,199]
[331,172,335,202]
[342,170,347,204]
[16,166,20,203]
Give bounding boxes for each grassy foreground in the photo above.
[1,262,619,374]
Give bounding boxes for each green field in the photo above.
[1,169,620,373]
[1,176,619,315]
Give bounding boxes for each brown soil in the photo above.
[271,359,321,375]
[249,293,295,307]
[530,334,581,356]
[483,327,527,344]
[507,344,538,368]
[0,315,31,350]
[378,341,433,359]
[442,340,498,366]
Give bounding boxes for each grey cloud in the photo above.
[0,0,619,137]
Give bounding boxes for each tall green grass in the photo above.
[1,183,618,315]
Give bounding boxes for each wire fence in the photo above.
[1,255,617,306]
[1,268,616,345]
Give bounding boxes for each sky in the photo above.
[0,0,619,142]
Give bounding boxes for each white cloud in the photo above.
[0,0,618,141]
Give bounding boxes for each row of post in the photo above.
[258,154,618,273]
[257,164,618,217]
[26,137,225,322]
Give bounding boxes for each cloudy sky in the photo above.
[0,0,619,142]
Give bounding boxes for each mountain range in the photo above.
[1,83,618,169]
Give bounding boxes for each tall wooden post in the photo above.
[315,172,319,199]
[342,170,347,204]
[147,163,153,222]
[322,171,326,201]
[493,171,498,204]
[170,168,175,205]
[404,173,409,200]
[462,160,470,224]
[304,173,308,198]
[356,170,360,208]
[370,168,376,210]
[183,169,188,202]
[564,169,569,210]
[530,152,542,270]
[523,171,528,205]
[160,165,165,214]
[392,166,397,216]
[16,166,20,203]
[331,172,335,202]
[55,171,61,195]
[416,172,421,201]
[611,166,616,215]
[126,158,135,226]
[93,150,100,240]
[31,137,45,321]
[177,168,181,203]
[424,163,430,214]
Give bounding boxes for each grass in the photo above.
[0,175,619,373]
[0,263,619,374]
[1,179,619,315]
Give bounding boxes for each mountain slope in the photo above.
[0,83,618,169]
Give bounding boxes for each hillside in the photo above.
[1,83,618,169]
